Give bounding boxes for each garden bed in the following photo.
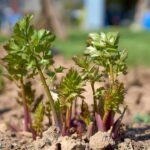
[0,15,150,150]
[0,55,150,150]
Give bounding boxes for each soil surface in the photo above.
[0,53,150,149]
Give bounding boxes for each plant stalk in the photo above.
[102,64,115,131]
[37,67,59,127]
[109,63,114,85]
[111,106,127,139]
[91,82,98,113]
[20,78,31,131]
[66,104,72,129]
[103,110,114,131]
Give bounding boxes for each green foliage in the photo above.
[73,56,102,83]
[134,113,150,124]
[17,81,34,104]
[74,32,127,137]
[3,15,128,140]
[32,102,45,135]
[17,81,43,109]
[100,81,125,113]
[96,81,125,114]
[85,32,127,77]
[83,32,127,109]
[3,15,57,137]
[57,68,84,108]
[24,82,35,105]
[81,100,91,125]
[46,66,66,84]
[4,14,55,80]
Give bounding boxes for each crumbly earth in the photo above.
[0,52,150,149]
[0,124,150,150]
[0,130,34,150]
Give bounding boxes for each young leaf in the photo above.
[57,68,84,108]
[32,102,45,136]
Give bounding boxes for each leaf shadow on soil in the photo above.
[126,126,150,142]
[0,108,11,115]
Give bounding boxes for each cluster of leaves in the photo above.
[58,68,84,108]
[85,32,127,76]
[4,15,55,80]
[3,15,57,139]
[56,68,85,135]
[73,32,128,138]
[3,15,128,141]
[16,81,44,137]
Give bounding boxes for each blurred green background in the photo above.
[1,0,150,67]
[1,27,150,66]
[55,27,150,66]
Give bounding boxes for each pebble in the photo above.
[0,143,3,149]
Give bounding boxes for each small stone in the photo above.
[124,138,131,143]
[20,139,27,145]
[71,133,78,139]
[82,135,89,143]
[0,143,3,149]
[11,132,16,138]
[11,143,17,149]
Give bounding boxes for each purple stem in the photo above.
[20,78,41,140]
[95,113,104,131]
[111,107,127,139]
[20,78,31,131]
[30,128,37,140]
[77,122,83,140]
[87,122,93,137]
[61,123,66,136]
[65,104,72,135]
[103,111,114,131]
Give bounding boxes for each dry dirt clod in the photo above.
[0,123,8,133]
[116,138,133,150]
[89,131,115,150]
[18,131,33,139]
[57,136,87,150]
[116,138,147,150]
[33,126,60,150]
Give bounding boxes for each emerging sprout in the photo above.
[3,15,58,138]
[74,32,128,139]
[3,15,128,142]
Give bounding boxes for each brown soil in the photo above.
[0,54,150,149]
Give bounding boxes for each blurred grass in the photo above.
[55,27,150,66]
[0,36,8,44]
[1,27,150,66]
